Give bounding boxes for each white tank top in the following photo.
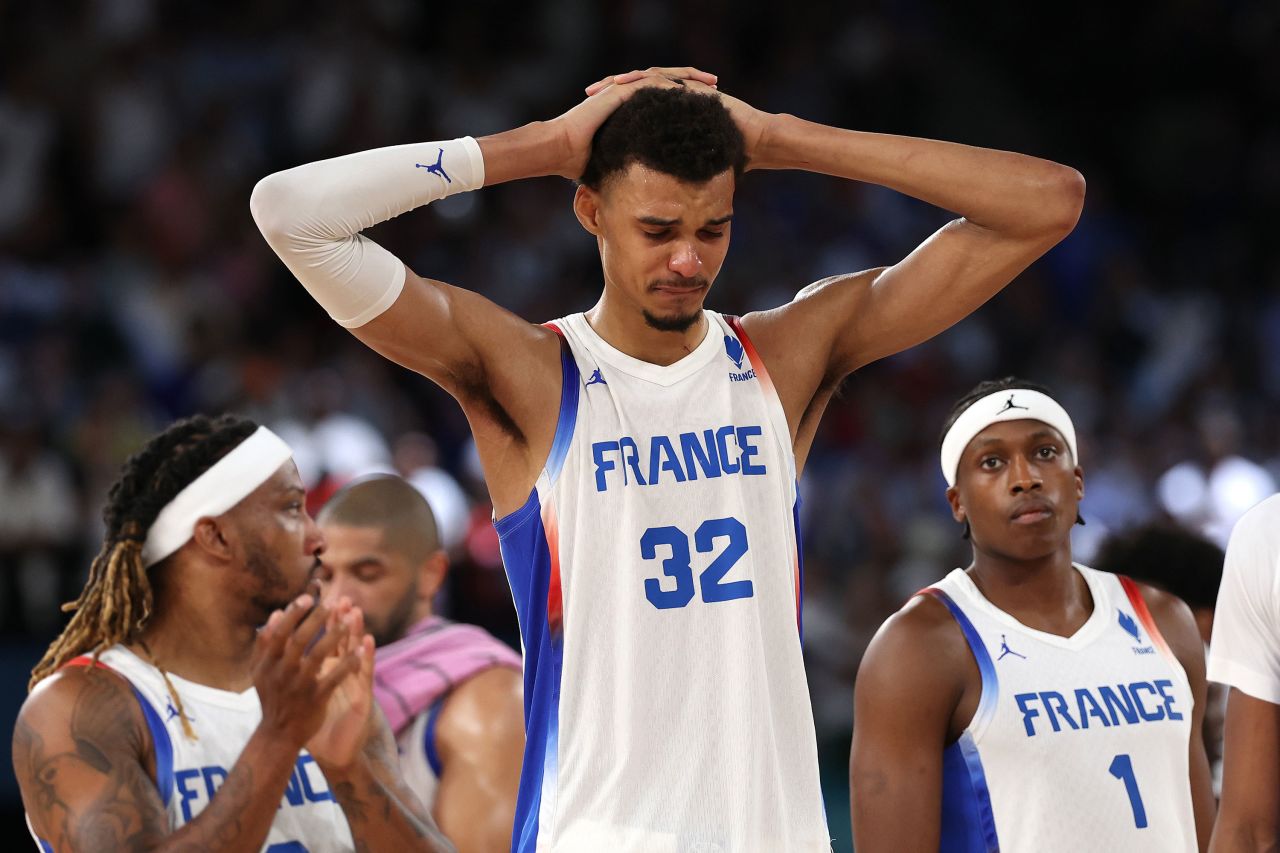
[497,311,830,852]
[397,702,444,809]
[26,645,355,852]
[923,566,1197,852]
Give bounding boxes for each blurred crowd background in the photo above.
[2,0,1277,846]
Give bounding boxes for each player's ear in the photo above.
[1074,465,1084,501]
[573,184,603,236]
[946,485,965,524]
[417,550,448,601]
[191,516,234,562]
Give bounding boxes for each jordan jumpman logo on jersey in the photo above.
[997,634,1026,660]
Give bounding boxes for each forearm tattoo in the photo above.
[330,719,454,851]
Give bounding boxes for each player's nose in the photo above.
[1008,454,1041,493]
[668,242,703,278]
[320,572,355,608]
[302,511,326,556]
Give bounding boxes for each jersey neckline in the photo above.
[563,310,723,387]
[944,563,1112,650]
[113,644,260,711]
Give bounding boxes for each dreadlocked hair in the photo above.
[30,414,258,693]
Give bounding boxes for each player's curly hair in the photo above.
[579,86,747,189]
[30,414,258,695]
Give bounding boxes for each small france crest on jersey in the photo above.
[724,335,745,369]
[1118,609,1142,643]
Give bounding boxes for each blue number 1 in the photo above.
[1108,753,1148,829]
[266,843,310,852]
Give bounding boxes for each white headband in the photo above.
[940,389,1078,488]
[141,426,294,567]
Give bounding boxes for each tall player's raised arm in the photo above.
[753,116,1084,377]
[717,91,1083,442]
[248,127,563,401]
[249,70,716,402]
[250,71,714,510]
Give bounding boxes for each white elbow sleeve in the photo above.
[250,136,485,328]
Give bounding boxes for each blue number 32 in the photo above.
[643,517,753,609]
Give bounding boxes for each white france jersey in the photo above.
[923,566,1196,852]
[28,645,355,852]
[397,701,445,810]
[497,311,830,852]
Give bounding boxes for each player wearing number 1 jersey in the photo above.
[851,378,1215,851]
[252,64,1084,850]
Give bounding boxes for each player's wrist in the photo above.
[246,723,309,771]
[477,120,571,184]
[311,749,372,782]
[746,111,801,171]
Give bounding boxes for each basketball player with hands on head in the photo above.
[252,65,1084,851]
[1206,494,1280,852]
[850,379,1215,852]
[12,415,453,852]
[315,475,524,853]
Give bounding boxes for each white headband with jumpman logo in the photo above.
[940,389,1078,488]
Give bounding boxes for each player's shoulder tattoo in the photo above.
[15,668,167,851]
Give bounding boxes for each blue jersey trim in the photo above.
[940,732,1000,852]
[497,493,563,852]
[923,588,999,730]
[494,487,540,539]
[545,333,580,485]
[924,587,1000,851]
[792,488,805,645]
[130,686,175,807]
[424,697,446,778]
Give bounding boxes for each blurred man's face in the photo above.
[578,163,735,333]
[313,524,420,646]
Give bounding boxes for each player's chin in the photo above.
[996,528,1067,560]
[642,306,703,333]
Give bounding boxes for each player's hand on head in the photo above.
[583,66,719,97]
[252,593,359,750]
[552,66,718,180]
[581,68,772,173]
[306,602,377,769]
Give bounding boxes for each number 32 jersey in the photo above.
[923,566,1197,852]
[497,311,830,852]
